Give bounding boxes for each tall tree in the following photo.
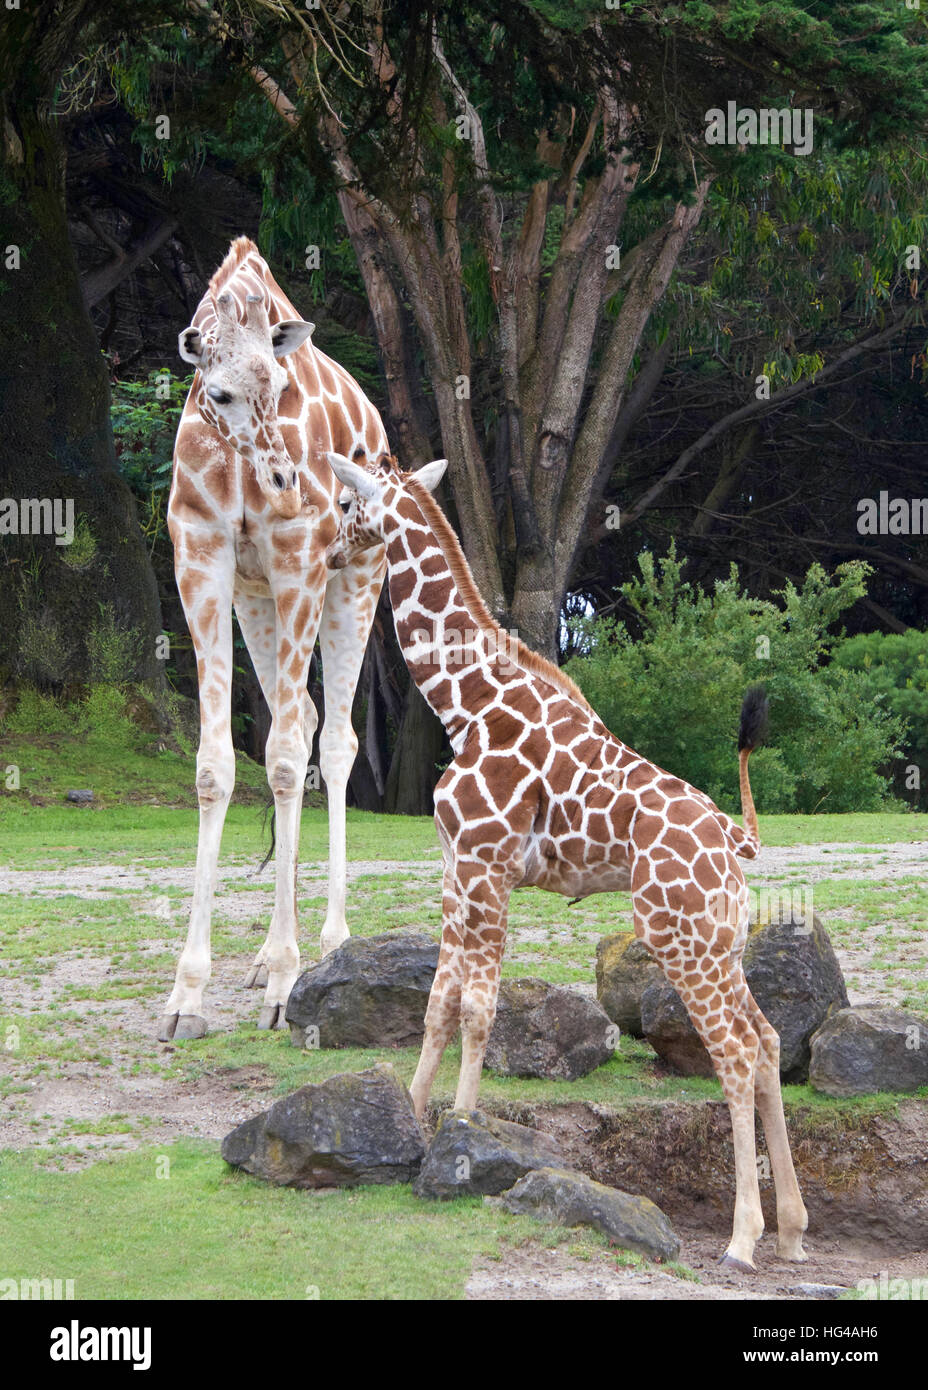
[221,0,928,659]
[0,2,168,691]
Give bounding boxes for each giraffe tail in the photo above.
[733,684,768,859]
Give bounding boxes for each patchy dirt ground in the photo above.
[466,1232,928,1300]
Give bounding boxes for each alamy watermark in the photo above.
[855,1272,928,1300]
[709,885,813,932]
[0,1275,75,1299]
[705,103,814,157]
[408,624,521,674]
[857,492,928,535]
[0,497,74,546]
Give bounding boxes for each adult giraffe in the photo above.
[158,237,387,1040]
[325,450,808,1273]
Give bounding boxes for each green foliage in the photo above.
[59,515,97,570]
[3,684,138,746]
[834,628,928,809]
[3,685,76,737]
[565,548,906,814]
[85,603,143,685]
[111,368,191,552]
[653,144,928,386]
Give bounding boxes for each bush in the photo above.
[1,684,146,750]
[833,628,928,809]
[564,548,906,815]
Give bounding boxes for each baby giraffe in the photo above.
[326,450,808,1272]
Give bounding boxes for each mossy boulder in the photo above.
[809,1006,928,1097]
[220,1063,425,1187]
[413,1109,566,1199]
[500,1167,680,1261]
[485,977,616,1081]
[286,931,439,1049]
[595,932,661,1037]
[641,911,848,1081]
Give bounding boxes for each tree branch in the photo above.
[622,310,915,530]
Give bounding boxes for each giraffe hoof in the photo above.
[256,1004,284,1030]
[777,1242,809,1263]
[158,1014,207,1041]
[244,963,268,989]
[719,1253,756,1275]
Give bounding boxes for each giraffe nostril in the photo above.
[290,471,298,489]
[272,472,285,490]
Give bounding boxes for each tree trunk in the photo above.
[0,111,164,691]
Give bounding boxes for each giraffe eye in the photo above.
[207,386,233,405]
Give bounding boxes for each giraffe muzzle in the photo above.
[265,466,302,519]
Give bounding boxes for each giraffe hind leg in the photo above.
[738,976,808,1261]
[637,912,766,1270]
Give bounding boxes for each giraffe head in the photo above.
[178,292,314,519]
[324,452,448,568]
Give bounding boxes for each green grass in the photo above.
[0,1140,621,1300]
[0,804,440,868]
[756,812,928,845]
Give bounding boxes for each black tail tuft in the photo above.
[257,797,276,875]
[738,684,769,752]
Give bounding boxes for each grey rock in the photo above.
[286,930,439,1048]
[485,977,616,1081]
[413,1109,565,1199]
[66,789,93,804]
[596,932,661,1036]
[220,1063,425,1187]
[501,1166,680,1261]
[794,1283,847,1298]
[809,1006,928,1097]
[641,911,849,1081]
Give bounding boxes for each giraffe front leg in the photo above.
[256,584,320,1029]
[257,745,304,1028]
[159,548,236,1041]
[242,698,318,993]
[409,870,464,1119]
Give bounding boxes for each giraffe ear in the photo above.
[414,458,448,493]
[271,319,314,358]
[178,326,204,365]
[326,452,380,500]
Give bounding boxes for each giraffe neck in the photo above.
[383,495,513,747]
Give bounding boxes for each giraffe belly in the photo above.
[519,835,632,896]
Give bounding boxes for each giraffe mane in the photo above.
[403,477,593,713]
[209,236,261,295]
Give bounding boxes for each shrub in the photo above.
[1,684,147,749]
[833,628,928,809]
[564,548,906,815]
